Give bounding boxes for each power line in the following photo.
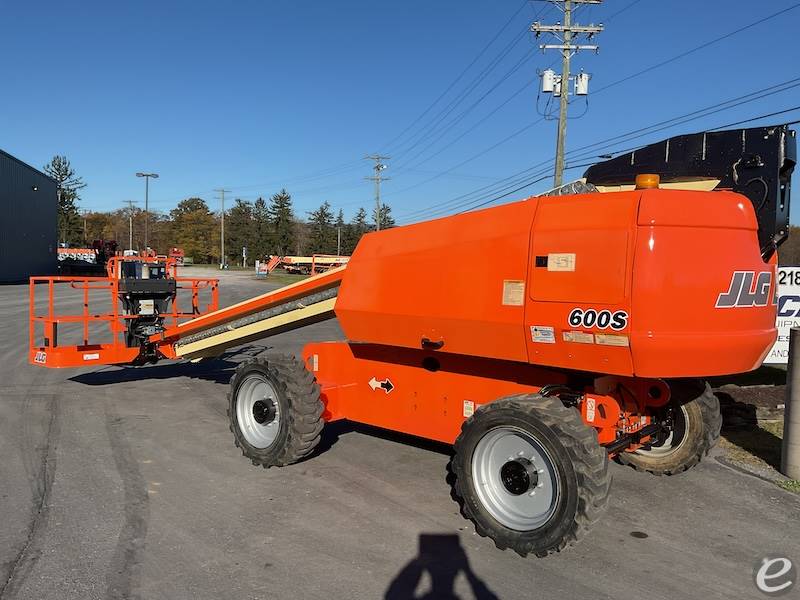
[397,77,800,222]
[394,6,800,218]
[387,3,558,161]
[593,2,800,94]
[390,29,531,159]
[393,47,539,171]
[384,117,544,202]
[379,0,532,154]
[603,0,645,22]
[709,105,800,131]
[432,102,800,219]
[560,78,800,164]
[383,3,548,160]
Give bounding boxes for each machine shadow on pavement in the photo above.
[384,533,499,600]
[67,346,267,387]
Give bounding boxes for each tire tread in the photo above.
[451,394,611,557]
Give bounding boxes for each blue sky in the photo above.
[2,0,799,223]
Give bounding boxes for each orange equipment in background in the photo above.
[169,247,185,266]
[28,125,796,557]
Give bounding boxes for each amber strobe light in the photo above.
[635,173,660,189]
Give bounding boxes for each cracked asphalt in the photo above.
[1,267,798,600]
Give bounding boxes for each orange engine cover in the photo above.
[334,189,777,378]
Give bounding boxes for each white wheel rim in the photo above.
[471,426,560,531]
[235,374,281,449]
[635,404,689,457]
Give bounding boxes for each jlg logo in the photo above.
[715,271,772,308]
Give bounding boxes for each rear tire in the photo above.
[617,380,721,476]
[451,394,611,557]
[227,353,323,467]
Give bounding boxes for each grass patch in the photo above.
[185,263,251,271]
[719,419,800,494]
[777,479,800,493]
[260,272,307,285]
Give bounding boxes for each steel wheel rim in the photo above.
[471,426,560,531]
[636,404,689,457]
[236,374,281,449]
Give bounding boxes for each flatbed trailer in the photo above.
[29,126,796,557]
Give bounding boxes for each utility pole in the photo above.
[365,155,390,230]
[81,209,89,244]
[214,189,231,268]
[784,328,800,479]
[337,226,342,256]
[123,200,138,252]
[136,172,159,249]
[532,0,603,187]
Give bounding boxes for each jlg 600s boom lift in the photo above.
[30,126,796,556]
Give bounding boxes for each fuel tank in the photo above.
[335,188,776,378]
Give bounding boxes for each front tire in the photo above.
[451,394,611,557]
[617,380,721,476]
[228,353,323,467]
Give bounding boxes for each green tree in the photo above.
[307,201,336,254]
[44,155,86,245]
[149,211,174,255]
[268,188,295,256]
[372,203,396,230]
[251,196,272,259]
[334,209,345,255]
[226,198,254,265]
[170,198,218,263]
[343,207,369,254]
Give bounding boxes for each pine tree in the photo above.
[226,199,254,265]
[252,197,272,259]
[372,204,396,230]
[344,207,369,254]
[267,189,295,256]
[334,209,345,255]
[44,155,86,245]
[170,198,218,263]
[307,201,336,254]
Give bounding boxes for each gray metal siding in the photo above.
[0,151,57,282]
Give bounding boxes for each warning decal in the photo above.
[563,331,594,344]
[530,326,556,344]
[502,280,525,306]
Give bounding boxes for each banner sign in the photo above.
[764,266,800,364]
[57,248,98,264]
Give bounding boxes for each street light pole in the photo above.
[214,188,231,268]
[136,172,159,249]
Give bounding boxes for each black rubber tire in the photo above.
[227,353,323,468]
[617,380,721,476]
[451,394,611,558]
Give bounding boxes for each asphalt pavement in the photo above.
[0,267,798,600]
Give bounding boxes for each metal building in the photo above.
[0,150,57,282]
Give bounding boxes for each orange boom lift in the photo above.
[29,126,796,556]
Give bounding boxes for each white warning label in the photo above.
[530,326,556,344]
